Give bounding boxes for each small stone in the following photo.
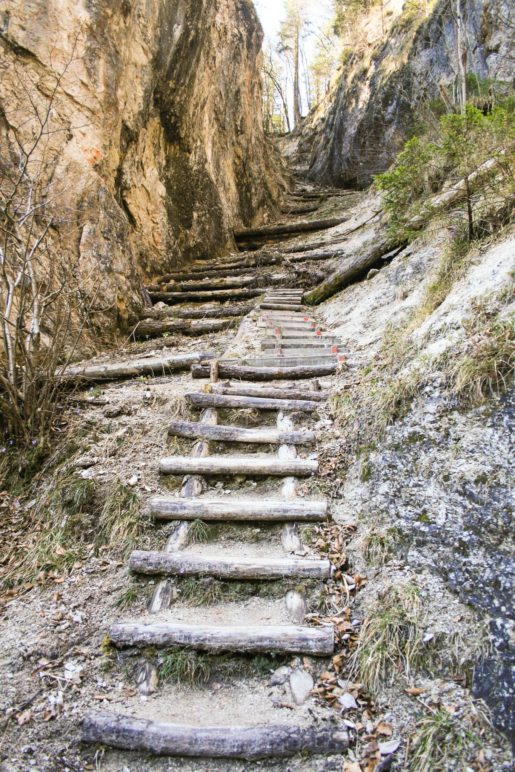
[75,456,98,469]
[339,692,358,711]
[285,590,307,624]
[366,268,379,280]
[104,405,123,418]
[270,665,291,686]
[127,475,139,487]
[289,668,314,705]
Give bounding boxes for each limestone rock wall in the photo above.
[0,0,279,345]
[300,0,513,188]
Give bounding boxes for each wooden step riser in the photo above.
[129,551,332,579]
[167,420,315,445]
[159,456,318,477]
[150,290,262,304]
[260,304,304,311]
[209,384,329,401]
[150,496,328,521]
[186,392,319,411]
[241,357,338,368]
[140,304,253,321]
[191,363,338,380]
[64,352,215,384]
[109,622,334,655]
[260,342,341,350]
[82,714,349,758]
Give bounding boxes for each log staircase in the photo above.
[82,186,351,762]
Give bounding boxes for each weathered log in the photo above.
[191,362,337,381]
[140,304,252,321]
[149,289,262,304]
[210,384,329,401]
[282,239,336,253]
[186,392,320,411]
[158,276,256,292]
[235,216,347,241]
[260,303,304,311]
[150,494,328,521]
[82,714,349,758]
[303,239,397,305]
[241,356,337,368]
[167,419,315,445]
[129,551,332,579]
[261,341,340,351]
[63,352,215,384]
[287,249,345,263]
[159,455,318,477]
[134,318,235,339]
[109,621,334,655]
[155,266,254,283]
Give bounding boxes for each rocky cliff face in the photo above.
[300,0,513,188]
[0,0,279,344]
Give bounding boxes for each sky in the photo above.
[253,0,333,47]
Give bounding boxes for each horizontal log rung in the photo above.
[186,392,320,411]
[167,419,315,445]
[150,494,328,521]
[129,550,332,579]
[82,714,349,758]
[159,455,318,477]
[191,363,337,380]
[109,621,334,655]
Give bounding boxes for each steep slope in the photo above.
[0,0,280,343]
[299,0,513,187]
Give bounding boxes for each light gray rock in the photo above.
[289,668,314,705]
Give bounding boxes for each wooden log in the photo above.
[260,303,304,311]
[63,352,215,384]
[82,714,349,758]
[134,318,235,339]
[129,551,332,579]
[149,289,262,304]
[109,621,334,655]
[235,217,347,241]
[191,363,337,381]
[261,341,340,350]
[210,384,329,401]
[287,249,345,263]
[242,356,336,368]
[159,455,318,477]
[150,495,328,521]
[155,266,254,282]
[159,276,256,292]
[167,419,315,445]
[186,392,320,411]
[282,239,336,253]
[140,304,252,321]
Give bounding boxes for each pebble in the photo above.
[289,668,314,705]
[270,665,291,686]
[339,692,358,711]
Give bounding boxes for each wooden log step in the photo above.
[82,714,349,758]
[140,304,252,321]
[134,318,235,339]
[63,352,215,384]
[150,495,328,521]
[149,289,262,304]
[159,455,318,477]
[288,249,343,263]
[258,323,317,332]
[185,392,320,411]
[154,266,255,283]
[209,384,329,401]
[234,217,347,241]
[260,303,304,311]
[167,419,315,445]
[241,356,336,368]
[261,340,341,350]
[263,348,340,359]
[108,622,334,655]
[191,362,337,380]
[157,276,256,292]
[129,551,332,579]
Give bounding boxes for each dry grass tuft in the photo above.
[351,582,425,692]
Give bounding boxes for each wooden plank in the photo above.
[241,356,337,368]
[159,455,318,477]
[82,714,349,758]
[191,363,337,381]
[167,419,315,445]
[209,384,329,401]
[63,352,215,384]
[129,551,332,579]
[109,622,334,655]
[150,495,328,521]
[261,341,339,350]
[150,289,262,304]
[186,392,320,411]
